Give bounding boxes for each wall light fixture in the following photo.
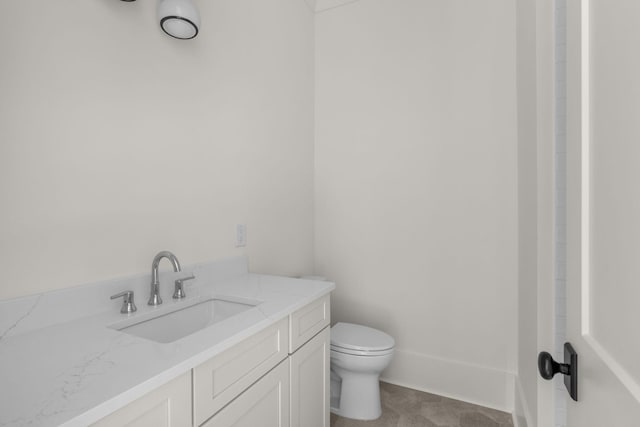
[157,0,200,40]
[120,0,201,40]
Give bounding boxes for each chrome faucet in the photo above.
[148,251,182,306]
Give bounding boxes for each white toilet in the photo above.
[330,322,395,420]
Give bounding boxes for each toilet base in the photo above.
[330,368,382,420]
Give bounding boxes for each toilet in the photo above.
[330,322,395,420]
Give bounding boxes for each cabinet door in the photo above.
[290,327,330,427]
[193,318,288,426]
[91,372,191,427]
[200,359,290,427]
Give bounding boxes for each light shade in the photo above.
[158,0,200,40]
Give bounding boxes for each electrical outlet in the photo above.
[236,224,246,247]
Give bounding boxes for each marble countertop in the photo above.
[0,259,334,427]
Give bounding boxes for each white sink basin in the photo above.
[110,296,259,343]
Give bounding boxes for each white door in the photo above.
[565,0,640,425]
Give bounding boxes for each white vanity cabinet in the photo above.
[92,294,331,427]
[90,372,191,427]
[196,294,330,427]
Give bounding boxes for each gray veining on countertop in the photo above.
[0,294,42,343]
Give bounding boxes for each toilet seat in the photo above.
[330,344,395,357]
[330,322,395,355]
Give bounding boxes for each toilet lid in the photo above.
[330,322,395,352]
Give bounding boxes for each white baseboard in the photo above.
[513,376,533,427]
[379,349,515,413]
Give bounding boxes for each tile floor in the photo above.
[330,382,514,427]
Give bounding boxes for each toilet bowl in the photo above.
[330,322,395,420]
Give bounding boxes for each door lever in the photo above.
[538,342,578,401]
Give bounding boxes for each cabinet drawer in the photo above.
[193,318,289,426]
[200,359,290,427]
[289,295,330,353]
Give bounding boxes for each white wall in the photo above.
[0,0,315,300]
[315,0,518,411]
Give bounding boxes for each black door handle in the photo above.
[538,351,569,379]
[538,342,578,401]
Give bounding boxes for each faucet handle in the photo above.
[173,274,196,299]
[111,290,137,314]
